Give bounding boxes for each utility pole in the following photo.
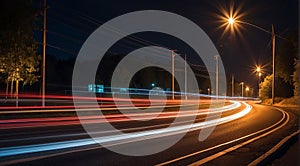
[241,82,244,97]
[271,24,276,105]
[214,55,219,97]
[184,54,187,100]
[232,74,234,97]
[258,72,261,97]
[171,50,175,100]
[42,0,47,107]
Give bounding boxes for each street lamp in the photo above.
[258,72,262,96]
[224,15,277,105]
[151,83,155,87]
[245,86,250,91]
[245,86,250,97]
[240,82,244,97]
[228,17,235,25]
[256,66,261,73]
[254,65,263,97]
[171,50,175,100]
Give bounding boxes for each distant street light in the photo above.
[255,65,263,97]
[214,55,219,97]
[184,54,187,100]
[240,82,244,97]
[151,83,155,87]
[245,86,250,91]
[231,75,234,97]
[171,50,175,100]
[245,86,250,97]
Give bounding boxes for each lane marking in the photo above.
[248,127,299,165]
[187,107,290,166]
[156,104,288,166]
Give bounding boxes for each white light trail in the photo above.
[0,102,251,158]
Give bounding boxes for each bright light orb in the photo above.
[256,67,261,72]
[228,17,235,25]
[245,86,250,91]
[258,72,262,77]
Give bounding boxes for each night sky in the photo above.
[44,0,298,88]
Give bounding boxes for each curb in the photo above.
[248,129,300,166]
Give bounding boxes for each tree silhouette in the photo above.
[0,0,40,95]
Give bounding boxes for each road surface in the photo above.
[0,101,297,166]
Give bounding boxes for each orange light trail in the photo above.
[0,101,240,129]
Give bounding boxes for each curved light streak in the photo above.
[0,101,240,128]
[0,102,251,157]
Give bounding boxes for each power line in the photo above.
[37,42,77,56]
[47,1,172,56]
[47,15,173,60]
[47,30,83,44]
[51,2,171,50]
[45,1,217,83]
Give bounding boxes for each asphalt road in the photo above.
[0,102,297,166]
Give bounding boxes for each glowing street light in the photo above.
[240,82,244,97]
[245,86,250,97]
[253,65,263,97]
[228,17,235,25]
[252,65,263,76]
[256,66,261,72]
[255,66,263,79]
[245,86,250,91]
[151,83,155,87]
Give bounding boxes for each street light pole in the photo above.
[227,18,278,104]
[214,55,219,97]
[256,66,262,97]
[241,82,244,97]
[271,24,276,105]
[232,74,234,96]
[184,54,187,100]
[245,86,250,97]
[258,72,261,97]
[171,50,175,100]
[238,21,276,104]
